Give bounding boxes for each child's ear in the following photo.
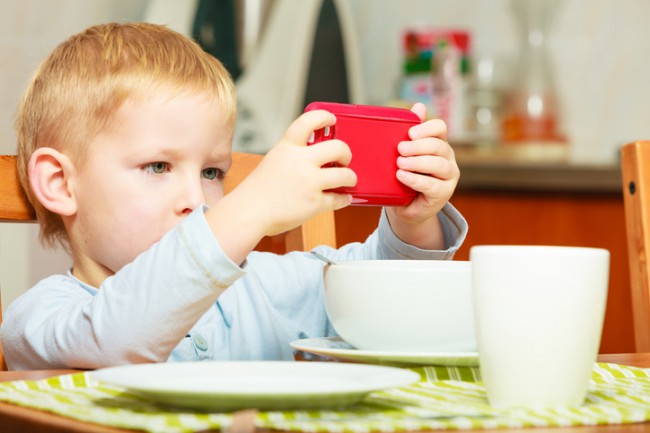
[28,148,77,216]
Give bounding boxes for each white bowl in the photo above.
[323,260,475,353]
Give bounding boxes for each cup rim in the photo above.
[469,245,609,257]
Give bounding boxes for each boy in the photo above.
[1,22,466,370]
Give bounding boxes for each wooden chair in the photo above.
[621,140,650,352]
[0,152,337,370]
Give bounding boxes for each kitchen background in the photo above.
[1,0,650,322]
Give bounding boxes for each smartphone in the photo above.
[304,102,420,206]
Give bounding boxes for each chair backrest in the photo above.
[0,155,34,371]
[621,140,650,352]
[0,155,35,222]
[0,152,337,370]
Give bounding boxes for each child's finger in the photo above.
[282,110,336,146]
[397,155,459,181]
[409,118,447,141]
[319,166,357,190]
[308,139,352,167]
[398,138,455,159]
[396,169,455,197]
[324,191,354,211]
[409,102,427,121]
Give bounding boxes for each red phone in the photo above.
[304,102,420,206]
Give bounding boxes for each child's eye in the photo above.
[144,162,169,174]
[202,167,223,180]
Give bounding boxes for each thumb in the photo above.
[409,102,427,122]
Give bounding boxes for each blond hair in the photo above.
[16,22,237,249]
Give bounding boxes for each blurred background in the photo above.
[1,0,649,352]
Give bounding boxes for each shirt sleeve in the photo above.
[208,202,469,361]
[0,206,245,370]
[375,201,468,260]
[1,202,469,369]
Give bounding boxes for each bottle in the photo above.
[431,30,473,143]
[502,0,565,147]
[467,56,504,147]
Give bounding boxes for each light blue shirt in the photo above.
[1,204,467,370]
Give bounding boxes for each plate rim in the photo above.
[91,360,420,397]
[290,336,480,365]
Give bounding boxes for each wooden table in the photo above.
[2,353,650,433]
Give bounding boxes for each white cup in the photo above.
[470,245,609,409]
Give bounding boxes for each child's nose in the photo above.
[177,178,205,215]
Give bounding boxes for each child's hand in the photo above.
[386,103,460,250]
[210,110,356,263]
[253,110,356,235]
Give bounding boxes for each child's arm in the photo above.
[386,103,460,250]
[207,110,356,264]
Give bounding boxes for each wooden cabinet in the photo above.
[333,184,632,354]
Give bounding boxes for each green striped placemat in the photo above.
[1,363,650,433]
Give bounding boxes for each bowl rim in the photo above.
[326,260,470,270]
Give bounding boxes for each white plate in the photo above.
[291,337,479,367]
[91,361,419,411]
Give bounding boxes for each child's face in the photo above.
[68,91,233,285]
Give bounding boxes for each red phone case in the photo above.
[304,102,420,206]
